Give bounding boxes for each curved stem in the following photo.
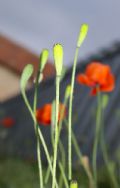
[38,127,58,188]
[71,129,95,187]
[64,119,95,188]
[44,156,53,185]
[33,72,43,188]
[22,91,36,123]
[68,47,79,181]
[59,161,69,188]
[52,76,60,188]
[92,89,101,188]
[21,87,58,188]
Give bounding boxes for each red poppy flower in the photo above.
[36,103,66,126]
[0,117,15,128]
[76,62,115,95]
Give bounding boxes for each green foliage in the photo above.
[0,158,118,188]
[0,159,39,188]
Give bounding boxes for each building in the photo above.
[0,35,55,101]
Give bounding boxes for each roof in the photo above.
[0,35,55,77]
[0,42,120,164]
[0,35,55,101]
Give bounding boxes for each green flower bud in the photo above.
[65,85,71,99]
[70,180,78,188]
[53,43,63,76]
[20,64,33,92]
[77,24,89,47]
[39,49,49,72]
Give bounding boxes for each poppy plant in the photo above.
[76,62,115,95]
[36,103,66,126]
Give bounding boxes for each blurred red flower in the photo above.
[0,117,15,128]
[76,62,115,95]
[36,103,66,126]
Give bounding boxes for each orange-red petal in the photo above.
[76,74,95,87]
[36,104,51,126]
[85,62,111,85]
[36,103,66,126]
[100,73,115,92]
[77,62,115,95]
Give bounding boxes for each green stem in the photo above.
[68,47,79,181]
[38,127,58,188]
[71,129,95,187]
[92,89,101,188]
[59,162,69,188]
[33,72,43,188]
[21,88,58,188]
[51,119,55,151]
[44,156,53,185]
[59,79,93,185]
[64,119,95,188]
[101,112,119,188]
[58,140,66,188]
[58,97,67,137]
[36,139,43,188]
[51,99,67,188]
[52,76,60,188]
[22,91,36,123]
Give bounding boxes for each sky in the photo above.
[0,0,120,66]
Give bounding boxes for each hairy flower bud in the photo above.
[53,43,63,76]
[70,180,78,188]
[39,49,49,72]
[77,24,88,47]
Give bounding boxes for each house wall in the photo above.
[0,65,20,101]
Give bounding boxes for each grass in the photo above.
[0,157,118,188]
[0,158,40,188]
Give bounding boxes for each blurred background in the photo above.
[0,0,120,187]
[0,0,120,65]
[0,0,120,101]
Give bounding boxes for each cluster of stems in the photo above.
[20,24,119,188]
[20,24,89,188]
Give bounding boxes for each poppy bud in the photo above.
[39,49,49,72]
[53,44,63,76]
[70,180,78,188]
[20,64,33,92]
[77,24,88,48]
[65,85,71,99]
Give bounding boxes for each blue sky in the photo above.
[0,0,120,66]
